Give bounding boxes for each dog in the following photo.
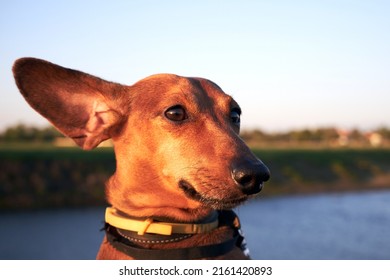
[12,57,270,259]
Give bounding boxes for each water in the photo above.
[1,190,389,260]
[237,190,390,259]
[0,208,104,260]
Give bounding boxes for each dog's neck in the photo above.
[105,175,214,222]
[103,208,248,260]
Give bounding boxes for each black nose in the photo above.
[232,160,270,195]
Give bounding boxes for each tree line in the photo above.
[0,124,62,142]
[241,127,390,147]
[1,124,390,147]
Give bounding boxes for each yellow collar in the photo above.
[105,207,219,236]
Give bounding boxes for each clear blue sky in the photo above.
[1,0,389,132]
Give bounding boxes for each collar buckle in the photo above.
[105,207,218,236]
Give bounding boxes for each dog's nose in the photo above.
[232,160,270,195]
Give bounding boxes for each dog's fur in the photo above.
[13,58,270,259]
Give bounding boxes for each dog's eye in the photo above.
[165,105,188,122]
[230,109,241,125]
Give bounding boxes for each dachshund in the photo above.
[13,58,270,259]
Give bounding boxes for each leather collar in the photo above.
[104,209,248,260]
[105,207,219,235]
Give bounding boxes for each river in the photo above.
[1,190,389,259]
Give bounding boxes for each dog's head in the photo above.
[13,58,270,221]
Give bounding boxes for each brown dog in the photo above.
[13,58,270,259]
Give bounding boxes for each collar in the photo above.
[104,209,247,260]
[105,207,219,236]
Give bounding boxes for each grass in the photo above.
[1,144,390,209]
[0,143,115,160]
[252,148,390,196]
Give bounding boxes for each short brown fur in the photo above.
[13,58,270,259]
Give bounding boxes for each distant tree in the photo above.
[289,129,313,142]
[241,129,268,142]
[0,124,62,142]
[216,126,389,147]
[376,127,390,140]
[349,129,365,142]
[37,126,63,142]
[316,128,339,142]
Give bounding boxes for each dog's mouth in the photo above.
[179,180,248,210]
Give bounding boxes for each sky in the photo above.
[1,0,389,132]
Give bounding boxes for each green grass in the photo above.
[1,145,390,209]
[0,145,115,210]
[252,148,390,196]
[0,144,115,160]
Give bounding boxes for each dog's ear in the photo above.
[13,57,126,150]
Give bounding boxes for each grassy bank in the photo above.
[0,146,115,210]
[1,145,389,209]
[254,148,390,196]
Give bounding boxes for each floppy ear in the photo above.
[13,57,127,150]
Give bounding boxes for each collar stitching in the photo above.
[117,229,193,244]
